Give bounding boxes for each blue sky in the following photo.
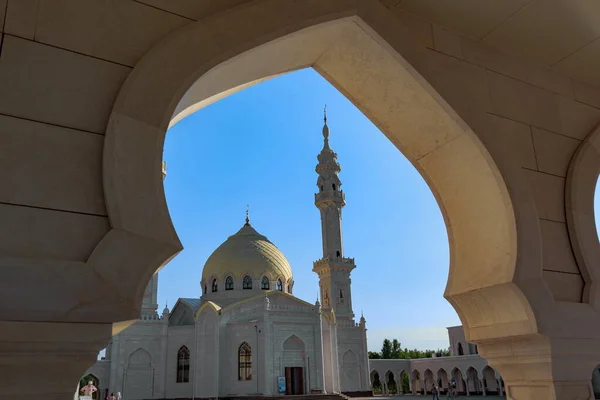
[161,68,600,352]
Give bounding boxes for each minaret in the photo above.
[313,108,356,321]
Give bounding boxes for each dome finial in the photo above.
[245,204,250,226]
[322,105,330,141]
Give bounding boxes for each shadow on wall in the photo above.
[595,176,600,239]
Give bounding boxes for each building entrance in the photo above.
[285,367,304,395]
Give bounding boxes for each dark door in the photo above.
[284,367,304,395]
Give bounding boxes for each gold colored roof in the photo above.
[201,223,293,282]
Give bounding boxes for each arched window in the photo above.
[261,276,270,290]
[332,183,336,190]
[276,279,282,291]
[457,342,464,356]
[243,275,252,289]
[336,250,340,257]
[225,276,234,290]
[320,185,323,192]
[238,342,252,381]
[212,279,218,292]
[176,346,190,383]
[340,289,343,299]
[203,285,207,295]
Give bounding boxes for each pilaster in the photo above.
[481,335,600,400]
[0,321,111,400]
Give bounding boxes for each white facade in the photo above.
[84,116,370,399]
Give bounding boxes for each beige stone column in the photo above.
[481,335,599,400]
[0,321,111,400]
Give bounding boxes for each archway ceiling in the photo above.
[138,0,600,88]
[394,0,600,87]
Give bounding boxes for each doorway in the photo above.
[285,367,304,395]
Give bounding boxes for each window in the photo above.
[176,346,190,383]
[225,276,234,290]
[332,183,336,190]
[457,342,464,356]
[336,250,340,257]
[212,279,218,292]
[288,282,293,294]
[320,185,323,192]
[243,275,252,289]
[276,279,282,291]
[261,276,270,290]
[340,289,343,299]
[238,342,252,381]
[203,285,207,295]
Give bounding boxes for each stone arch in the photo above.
[424,369,434,394]
[437,368,449,391]
[451,367,465,394]
[283,334,305,351]
[128,348,151,367]
[466,366,480,394]
[482,366,498,393]
[343,349,357,363]
[566,123,600,307]
[370,370,381,393]
[341,349,360,391]
[399,370,410,394]
[103,0,536,339]
[124,349,153,400]
[385,370,396,394]
[411,370,421,394]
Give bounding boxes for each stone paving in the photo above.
[354,396,505,400]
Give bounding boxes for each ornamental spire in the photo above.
[322,105,330,146]
[245,204,250,226]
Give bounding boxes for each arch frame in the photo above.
[101,0,536,340]
[566,123,600,308]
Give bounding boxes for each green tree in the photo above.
[381,338,393,359]
[391,339,401,359]
[368,351,381,359]
[374,339,451,359]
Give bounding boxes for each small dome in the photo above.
[202,223,293,283]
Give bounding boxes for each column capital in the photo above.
[0,321,112,400]
[480,334,600,400]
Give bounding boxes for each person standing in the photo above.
[432,383,440,400]
[447,379,456,399]
[80,381,97,400]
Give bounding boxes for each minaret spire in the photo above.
[245,204,250,226]
[322,105,331,150]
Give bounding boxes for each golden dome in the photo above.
[201,223,293,282]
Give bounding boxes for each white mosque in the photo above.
[84,114,372,399]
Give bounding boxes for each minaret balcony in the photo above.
[312,256,356,273]
[314,189,345,204]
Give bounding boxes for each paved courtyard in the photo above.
[355,396,505,400]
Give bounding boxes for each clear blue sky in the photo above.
[160,68,600,352]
